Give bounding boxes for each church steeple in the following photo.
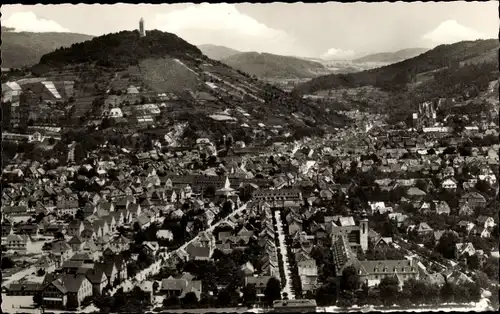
[139,17,145,37]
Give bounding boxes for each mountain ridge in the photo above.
[198,44,242,61]
[352,48,429,63]
[1,27,94,68]
[293,39,499,95]
[220,51,329,79]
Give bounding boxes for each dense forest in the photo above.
[38,30,204,68]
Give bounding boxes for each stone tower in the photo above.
[139,17,145,37]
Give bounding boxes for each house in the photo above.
[42,273,93,309]
[472,226,491,238]
[108,254,128,282]
[96,262,118,286]
[459,192,487,208]
[5,283,43,296]
[458,220,476,233]
[241,261,255,276]
[296,252,319,293]
[406,187,426,200]
[81,267,108,296]
[244,276,271,295]
[160,274,202,299]
[35,255,57,273]
[388,213,408,228]
[373,237,393,249]
[433,201,451,215]
[458,202,474,216]
[67,220,85,237]
[51,240,74,265]
[289,217,303,236]
[185,244,212,261]
[5,233,31,251]
[354,259,419,288]
[455,242,476,260]
[441,178,457,190]
[414,222,433,236]
[477,215,495,229]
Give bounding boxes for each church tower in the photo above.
[359,210,369,252]
[139,18,145,37]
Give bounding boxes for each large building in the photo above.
[252,188,303,207]
[331,229,418,287]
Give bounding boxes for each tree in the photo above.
[467,254,480,271]
[75,209,85,221]
[436,231,459,259]
[243,283,257,305]
[440,280,456,303]
[54,231,65,240]
[163,296,181,308]
[37,268,46,276]
[153,281,159,292]
[315,278,338,306]
[340,266,360,292]
[473,271,490,289]
[482,257,499,281]
[1,257,14,269]
[181,292,198,308]
[264,277,281,306]
[379,276,400,305]
[66,296,79,310]
[33,292,43,308]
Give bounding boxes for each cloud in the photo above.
[423,20,489,45]
[321,48,356,60]
[3,11,70,33]
[152,4,305,56]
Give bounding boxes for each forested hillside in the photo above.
[293,39,499,95]
[39,30,203,68]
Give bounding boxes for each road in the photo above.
[274,211,295,300]
[110,202,249,297]
[2,266,36,288]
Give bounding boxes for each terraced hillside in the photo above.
[21,30,350,144]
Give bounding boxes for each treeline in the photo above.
[38,30,203,68]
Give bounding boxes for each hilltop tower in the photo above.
[139,18,145,37]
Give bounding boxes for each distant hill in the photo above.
[1,27,94,68]
[26,29,349,142]
[198,44,241,61]
[352,48,428,63]
[293,39,499,120]
[220,52,329,79]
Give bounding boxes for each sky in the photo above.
[1,2,498,60]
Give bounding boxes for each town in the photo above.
[2,70,498,312]
[1,5,499,314]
